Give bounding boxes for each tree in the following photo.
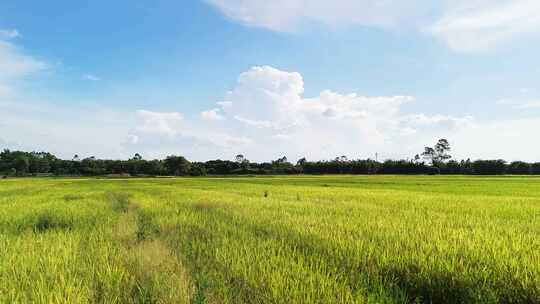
[434,139,452,163]
[421,147,436,164]
[472,160,506,175]
[164,155,191,176]
[422,139,451,167]
[336,155,348,162]
[140,160,165,176]
[127,153,144,175]
[274,156,288,164]
[531,163,540,175]
[270,156,295,174]
[30,157,51,173]
[14,155,29,175]
[29,152,55,174]
[507,161,531,175]
[444,160,461,174]
[235,154,245,164]
[189,163,207,176]
[460,159,473,174]
[234,154,250,171]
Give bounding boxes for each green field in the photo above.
[1,176,540,303]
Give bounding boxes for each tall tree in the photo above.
[422,139,452,166]
[434,139,452,163]
[421,147,436,164]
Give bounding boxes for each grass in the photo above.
[1,175,540,303]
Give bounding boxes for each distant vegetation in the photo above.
[1,139,539,177]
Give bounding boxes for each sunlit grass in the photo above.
[1,176,540,303]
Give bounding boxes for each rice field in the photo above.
[1,176,540,303]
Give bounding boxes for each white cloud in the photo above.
[0,41,46,81]
[0,30,46,131]
[195,66,472,161]
[0,32,46,102]
[209,1,540,52]
[0,84,14,100]
[429,0,540,52]
[404,114,474,130]
[0,29,135,159]
[128,66,422,160]
[134,110,184,137]
[127,108,252,159]
[0,100,132,159]
[0,29,20,39]
[520,88,535,95]
[83,74,101,81]
[200,108,225,121]
[496,97,540,109]
[451,118,540,161]
[125,134,139,145]
[517,100,540,109]
[208,0,430,32]
[3,64,538,162]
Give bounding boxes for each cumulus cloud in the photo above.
[130,66,426,160]
[126,108,253,159]
[3,64,537,162]
[192,66,473,160]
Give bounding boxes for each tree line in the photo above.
[1,139,539,177]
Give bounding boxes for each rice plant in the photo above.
[1,176,540,303]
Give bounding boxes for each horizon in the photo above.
[1,143,535,164]
[1,1,540,162]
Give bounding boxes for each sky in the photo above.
[0,0,539,162]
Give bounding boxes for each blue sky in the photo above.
[1,0,539,161]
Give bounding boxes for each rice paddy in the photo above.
[1,176,540,303]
